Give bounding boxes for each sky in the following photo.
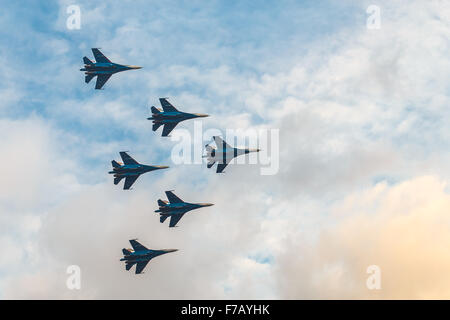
[1,0,450,299]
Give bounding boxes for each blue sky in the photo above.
[1,0,366,181]
[1,0,450,299]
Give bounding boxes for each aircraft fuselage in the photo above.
[209,147,258,163]
[148,111,208,124]
[155,202,214,215]
[121,249,177,262]
[80,63,141,75]
[109,164,168,177]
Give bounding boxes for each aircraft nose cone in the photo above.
[128,65,142,69]
[196,113,209,118]
[201,203,214,207]
[165,249,178,253]
[156,165,170,170]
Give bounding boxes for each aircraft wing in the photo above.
[92,48,111,63]
[95,74,112,89]
[135,260,149,274]
[165,191,183,203]
[123,175,139,190]
[213,136,233,151]
[159,98,179,112]
[169,213,185,228]
[162,123,178,137]
[129,239,149,252]
[120,152,139,165]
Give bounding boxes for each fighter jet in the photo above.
[121,239,178,274]
[204,136,260,173]
[109,151,169,190]
[155,190,214,228]
[80,48,142,90]
[148,98,209,137]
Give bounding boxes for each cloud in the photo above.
[1,0,450,299]
[276,176,450,299]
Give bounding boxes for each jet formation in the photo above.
[109,151,169,190]
[155,191,214,228]
[205,136,260,173]
[148,98,209,137]
[80,48,142,90]
[121,239,177,274]
[80,49,261,275]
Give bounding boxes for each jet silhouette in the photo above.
[109,151,169,190]
[121,239,178,274]
[148,98,209,137]
[204,136,260,173]
[80,48,142,89]
[155,190,214,228]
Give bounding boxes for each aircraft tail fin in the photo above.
[85,73,95,84]
[160,214,169,223]
[114,176,124,185]
[158,199,168,207]
[112,160,121,168]
[152,122,163,132]
[83,56,94,65]
[125,261,136,271]
[122,248,132,255]
[151,106,161,114]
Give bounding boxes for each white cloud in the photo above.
[1,0,450,299]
